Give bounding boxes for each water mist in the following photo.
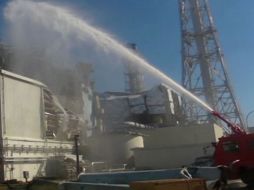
[4,0,214,113]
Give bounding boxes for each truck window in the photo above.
[222,141,240,153]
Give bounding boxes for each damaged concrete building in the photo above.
[0,43,95,181]
[0,42,223,175]
[99,84,182,133]
[87,84,223,170]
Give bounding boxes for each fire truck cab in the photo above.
[214,133,254,183]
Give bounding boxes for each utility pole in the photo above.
[179,0,245,127]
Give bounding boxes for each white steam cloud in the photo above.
[4,0,213,113]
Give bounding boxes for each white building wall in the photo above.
[87,134,143,165]
[134,144,211,169]
[3,76,42,138]
[0,71,74,181]
[133,124,223,169]
[142,124,223,148]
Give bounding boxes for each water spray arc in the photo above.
[5,0,214,120]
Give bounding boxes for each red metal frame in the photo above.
[212,111,246,135]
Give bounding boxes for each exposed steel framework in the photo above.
[179,0,245,127]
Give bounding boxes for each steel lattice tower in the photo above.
[179,0,245,127]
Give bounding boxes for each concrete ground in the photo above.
[207,180,251,190]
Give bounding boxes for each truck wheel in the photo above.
[239,168,254,185]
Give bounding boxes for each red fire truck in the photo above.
[212,111,254,184]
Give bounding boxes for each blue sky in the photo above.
[1,0,254,125]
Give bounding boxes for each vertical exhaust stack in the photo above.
[124,43,145,94]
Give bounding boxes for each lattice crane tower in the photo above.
[179,0,245,127]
